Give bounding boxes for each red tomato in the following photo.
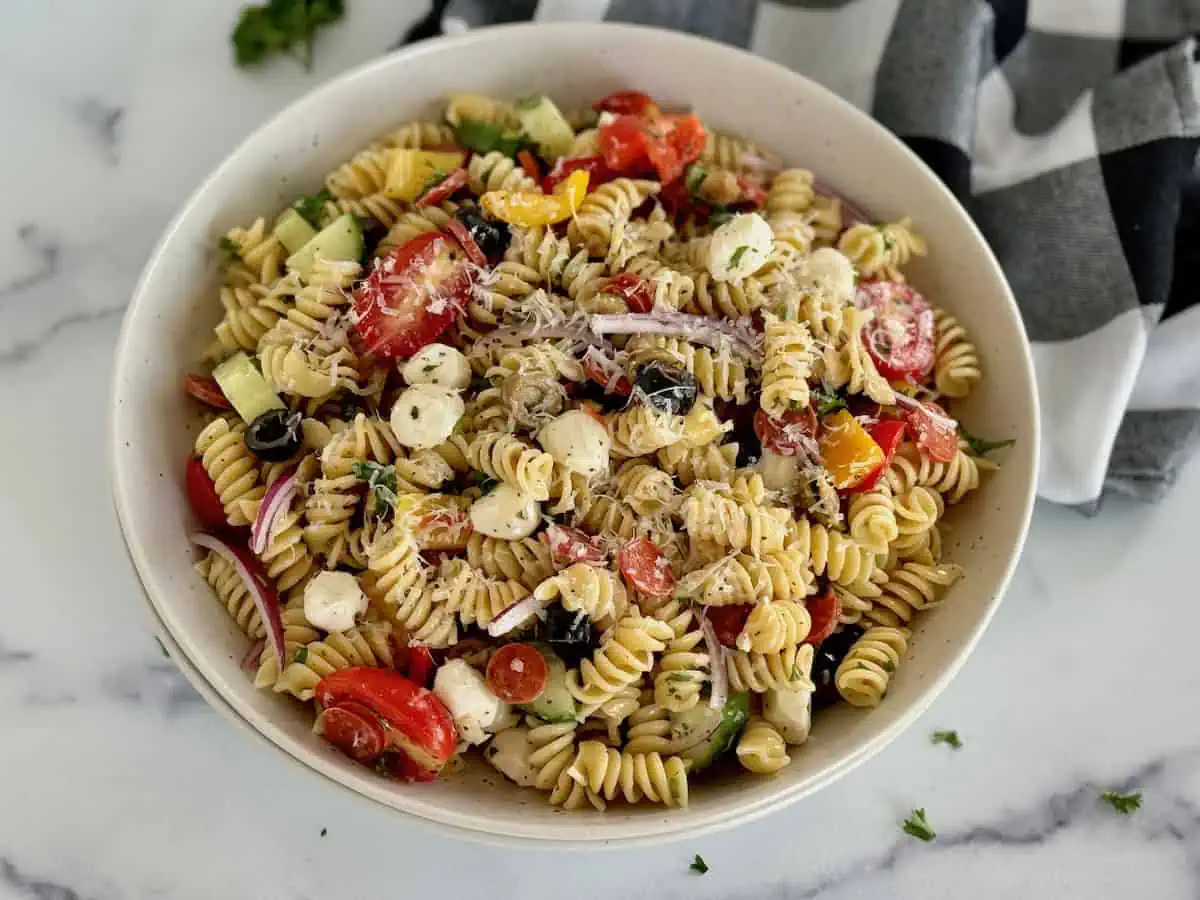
[898,399,959,463]
[618,538,676,598]
[442,218,487,267]
[602,273,654,313]
[662,113,706,176]
[804,591,840,646]
[855,281,935,380]
[735,176,767,208]
[316,701,386,764]
[705,605,753,648]
[583,357,633,396]
[486,644,549,703]
[406,646,436,688]
[593,90,660,117]
[848,419,906,494]
[315,667,458,779]
[541,524,606,565]
[542,156,613,193]
[658,177,704,218]
[186,458,228,531]
[353,233,469,358]
[598,114,650,173]
[183,375,231,410]
[415,167,467,208]
[754,408,818,456]
[517,150,540,181]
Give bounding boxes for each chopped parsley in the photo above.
[812,387,847,416]
[217,235,240,260]
[1100,790,1142,814]
[351,460,399,512]
[292,189,333,228]
[959,425,1016,458]
[708,206,735,227]
[901,808,936,842]
[294,646,308,664]
[930,730,962,749]
[231,0,346,70]
[420,168,448,196]
[684,163,709,196]
[472,470,499,492]
[689,854,709,875]
[728,245,750,270]
[452,119,528,157]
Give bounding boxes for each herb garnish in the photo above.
[294,646,309,664]
[728,245,749,269]
[292,189,333,228]
[217,235,240,261]
[930,730,962,749]
[902,808,936,842]
[232,0,346,70]
[352,460,398,511]
[1100,791,1142,814]
[812,387,847,416]
[959,425,1016,458]
[689,854,709,874]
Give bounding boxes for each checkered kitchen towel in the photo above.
[402,0,1200,510]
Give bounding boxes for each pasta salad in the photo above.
[183,89,1002,811]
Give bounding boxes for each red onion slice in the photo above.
[589,312,761,357]
[699,613,728,710]
[191,532,286,669]
[250,466,298,555]
[241,637,266,672]
[487,595,548,637]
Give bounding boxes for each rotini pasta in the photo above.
[835,626,909,707]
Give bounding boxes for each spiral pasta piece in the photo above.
[376,202,459,255]
[255,606,320,689]
[436,559,530,630]
[726,642,815,694]
[651,599,709,712]
[865,560,963,628]
[847,482,898,554]
[326,148,392,200]
[676,550,812,605]
[821,305,895,405]
[698,130,780,175]
[533,563,629,626]
[623,702,673,754]
[275,622,395,701]
[607,407,684,458]
[574,495,640,541]
[837,217,927,282]
[454,431,554,501]
[468,260,540,326]
[526,717,580,791]
[885,442,984,504]
[656,442,738,486]
[568,178,660,258]
[892,486,943,538]
[683,271,770,318]
[468,151,540,194]
[222,218,285,288]
[613,461,675,515]
[303,473,359,559]
[932,308,982,398]
[561,741,689,808]
[836,626,909,707]
[567,614,674,711]
[678,484,790,557]
[377,120,456,150]
[465,534,554,590]
[787,517,876,589]
[255,502,315,599]
[194,551,264,638]
[620,254,696,310]
[737,599,812,653]
[444,92,519,128]
[209,283,288,358]
[194,417,264,527]
[625,335,750,403]
[736,716,791,774]
[760,313,814,417]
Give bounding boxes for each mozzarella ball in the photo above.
[433,659,512,746]
[401,343,471,391]
[484,726,536,787]
[537,409,610,477]
[469,483,540,539]
[804,247,856,305]
[706,212,774,282]
[390,383,464,449]
[302,571,367,633]
[763,688,813,745]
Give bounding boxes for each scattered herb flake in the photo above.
[812,387,847,416]
[292,189,333,228]
[294,646,308,664]
[232,0,346,71]
[959,425,1016,458]
[351,460,399,512]
[1100,791,1142,815]
[902,808,936,842]
[930,730,962,750]
[452,119,528,157]
[689,854,709,875]
[709,206,734,227]
[217,235,240,260]
[728,245,749,270]
[156,638,169,658]
[684,164,709,196]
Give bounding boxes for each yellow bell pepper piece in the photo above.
[384,150,467,201]
[818,409,885,490]
[481,168,589,227]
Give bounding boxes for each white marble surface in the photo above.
[4,1,1200,897]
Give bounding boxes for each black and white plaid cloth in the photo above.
[404,0,1200,511]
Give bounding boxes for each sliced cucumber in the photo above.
[272,208,318,254]
[285,214,364,281]
[520,652,576,723]
[212,352,285,425]
[515,95,575,162]
[677,691,750,772]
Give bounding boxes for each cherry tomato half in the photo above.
[598,114,650,173]
[183,375,231,411]
[415,167,467,208]
[705,605,753,648]
[583,357,633,396]
[486,644,549,703]
[442,218,487,267]
[602,273,654,313]
[898,399,959,463]
[316,700,386,764]
[804,591,840,646]
[754,407,818,456]
[541,524,606,565]
[352,233,469,358]
[856,281,935,380]
[847,419,906,494]
[618,538,676,598]
[406,646,436,688]
[543,156,614,194]
[186,458,228,531]
[593,90,660,117]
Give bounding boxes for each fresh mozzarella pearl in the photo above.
[401,343,471,391]
[390,383,464,449]
[469,483,540,539]
[537,410,610,477]
[706,212,774,282]
[433,659,512,746]
[763,688,813,745]
[484,726,535,787]
[302,571,367,633]
[805,248,856,305]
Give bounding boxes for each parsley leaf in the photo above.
[452,119,528,157]
[708,206,734,227]
[352,461,399,512]
[930,729,962,749]
[155,638,169,658]
[902,808,936,842]
[1100,790,1142,814]
[689,854,709,875]
[292,189,333,228]
[684,163,709,196]
[232,0,346,71]
[294,646,309,664]
[959,425,1016,458]
[217,235,241,261]
[812,387,847,416]
[728,245,749,270]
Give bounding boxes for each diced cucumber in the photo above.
[272,208,318,254]
[520,652,576,723]
[285,214,364,281]
[676,691,750,772]
[384,150,468,201]
[212,352,285,425]
[515,95,575,162]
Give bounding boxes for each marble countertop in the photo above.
[4,1,1199,897]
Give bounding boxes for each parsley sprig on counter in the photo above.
[1100,790,1142,814]
[232,0,346,70]
[901,808,936,842]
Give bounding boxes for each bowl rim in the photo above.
[110,20,1040,848]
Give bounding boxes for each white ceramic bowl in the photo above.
[110,22,1038,847]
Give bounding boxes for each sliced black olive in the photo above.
[573,377,629,412]
[535,606,600,667]
[245,408,303,462]
[716,399,760,466]
[454,207,510,262]
[811,624,865,710]
[633,361,698,416]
